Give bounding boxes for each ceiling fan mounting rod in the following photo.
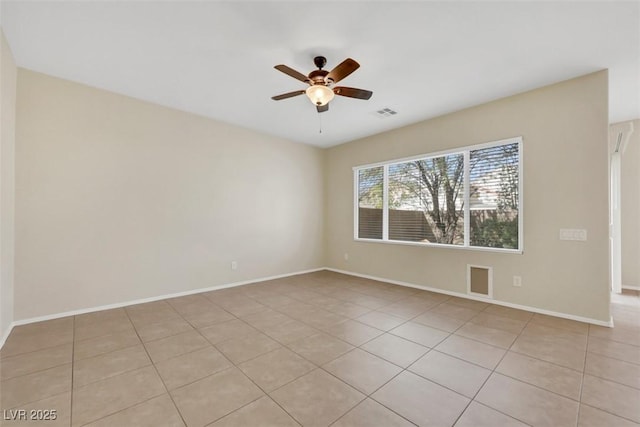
[313,56,327,69]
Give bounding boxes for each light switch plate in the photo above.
[559,229,587,241]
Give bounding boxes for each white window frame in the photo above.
[353,136,523,254]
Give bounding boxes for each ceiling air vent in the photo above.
[375,108,398,118]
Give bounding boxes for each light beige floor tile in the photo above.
[468,312,528,334]
[74,318,135,342]
[144,330,210,363]
[73,344,151,388]
[360,333,429,368]
[258,294,298,308]
[483,305,534,322]
[134,318,194,343]
[73,328,141,360]
[301,309,349,329]
[585,351,640,389]
[209,395,299,427]
[322,319,383,346]
[435,335,506,369]
[270,369,365,427]
[0,364,71,409]
[5,273,638,427]
[219,299,267,318]
[475,373,579,426]
[454,401,528,427]
[167,295,216,316]
[412,311,466,333]
[455,323,518,349]
[83,394,184,427]
[0,343,72,381]
[333,398,414,427]
[589,323,640,346]
[355,311,405,331]
[511,332,586,370]
[588,336,640,365]
[496,351,583,399]
[530,313,589,335]
[216,332,281,364]
[7,318,73,339]
[276,302,319,320]
[2,392,71,427]
[126,303,182,328]
[199,319,257,345]
[1,328,73,359]
[182,307,235,329]
[323,348,402,394]
[348,294,390,310]
[304,293,342,307]
[430,303,479,322]
[238,347,315,392]
[390,322,450,348]
[125,300,172,316]
[581,374,640,423]
[71,366,166,427]
[155,346,232,390]
[578,404,639,427]
[262,320,318,344]
[376,300,433,319]
[170,367,264,427]
[240,309,291,331]
[325,301,372,318]
[447,297,489,311]
[75,308,129,328]
[372,371,469,427]
[287,332,353,365]
[409,350,491,398]
[523,323,588,348]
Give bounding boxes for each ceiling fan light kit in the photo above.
[306,85,334,106]
[272,56,373,113]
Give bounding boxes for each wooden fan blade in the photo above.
[326,58,360,83]
[333,86,373,100]
[274,65,310,83]
[317,104,329,113]
[271,90,306,101]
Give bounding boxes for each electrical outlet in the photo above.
[344,253,349,261]
[513,276,522,287]
[231,261,238,270]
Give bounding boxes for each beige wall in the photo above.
[14,69,325,320]
[326,71,610,322]
[620,120,640,287]
[1,31,17,339]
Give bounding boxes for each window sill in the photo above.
[354,238,523,255]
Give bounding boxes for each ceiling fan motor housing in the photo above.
[308,69,329,85]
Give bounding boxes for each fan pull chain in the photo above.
[318,111,322,134]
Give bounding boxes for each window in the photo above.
[354,137,522,252]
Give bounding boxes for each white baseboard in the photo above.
[1,264,616,351]
[327,268,614,328]
[0,323,15,350]
[622,285,640,291]
[8,267,324,330]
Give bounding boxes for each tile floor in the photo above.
[1,271,639,426]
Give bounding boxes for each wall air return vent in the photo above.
[467,265,493,298]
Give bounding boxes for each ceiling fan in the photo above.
[271,56,373,113]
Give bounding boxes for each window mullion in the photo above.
[463,151,470,247]
[382,164,389,241]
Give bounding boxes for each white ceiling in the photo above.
[2,1,639,148]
